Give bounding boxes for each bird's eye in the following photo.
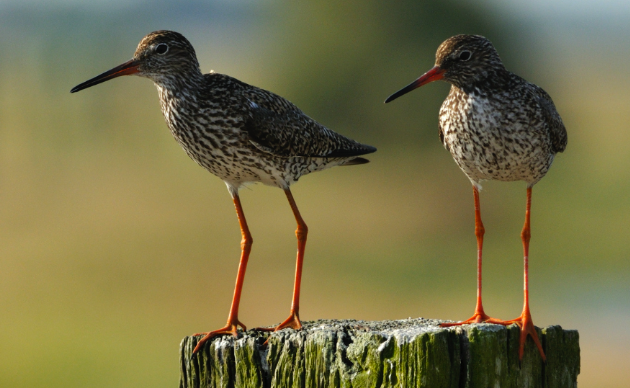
[459,50,472,61]
[155,43,169,55]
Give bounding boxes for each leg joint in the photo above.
[241,234,253,248]
[296,224,308,241]
[475,224,485,239]
[520,228,531,244]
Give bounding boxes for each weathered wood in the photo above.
[179,319,579,388]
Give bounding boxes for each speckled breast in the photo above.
[439,90,554,186]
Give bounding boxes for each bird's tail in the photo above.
[341,157,371,166]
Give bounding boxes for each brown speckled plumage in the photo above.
[385,34,567,361]
[71,30,375,351]
[130,31,376,195]
[387,35,566,188]
[435,36,566,188]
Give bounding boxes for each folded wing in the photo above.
[244,101,376,159]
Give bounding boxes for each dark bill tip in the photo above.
[384,66,445,103]
[70,59,140,93]
[384,79,423,103]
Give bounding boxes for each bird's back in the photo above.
[158,72,376,190]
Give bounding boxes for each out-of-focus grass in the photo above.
[0,2,628,387]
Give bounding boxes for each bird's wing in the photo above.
[532,85,567,154]
[241,88,376,158]
[200,73,375,158]
[244,101,375,158]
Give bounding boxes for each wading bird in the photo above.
[385,34,567,360]
[72,30,376,354]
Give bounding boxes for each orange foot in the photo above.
[440,311,510,327]
[192,319,246,354]
[258,310,302,332]
[257,310,302,345]
[503,310,546,361]
[256,310,302,346]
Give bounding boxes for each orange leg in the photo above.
[258,188,305,333]
[501,187,546,361]
[441,185,506,327]
[192,194,252,354]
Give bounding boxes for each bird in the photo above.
[70,30,376,354]
[385,34,567,361]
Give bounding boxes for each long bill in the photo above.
[384,66,445,103]
[70,59,140,93]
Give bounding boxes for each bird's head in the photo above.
[71,30,201,93]
[385,34,505,103]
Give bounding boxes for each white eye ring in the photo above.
[459,50,471,61]
[155,43,169,55]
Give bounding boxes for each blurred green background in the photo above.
[0,0,628,386]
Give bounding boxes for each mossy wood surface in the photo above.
[179,319,579,388]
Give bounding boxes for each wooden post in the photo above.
[179,318,579,388]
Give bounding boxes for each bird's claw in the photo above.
[256,311,302,333]
[192,319,247,354]
[439,311,511,327]
[502,313,546,361]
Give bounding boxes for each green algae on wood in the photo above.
[543,326,580,388]
[179,318,579,388]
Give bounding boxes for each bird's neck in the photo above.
[452,67,510,95]
[153,72,203,130]
[151,68,204,98]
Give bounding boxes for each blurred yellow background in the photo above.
[0,0,628,386]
